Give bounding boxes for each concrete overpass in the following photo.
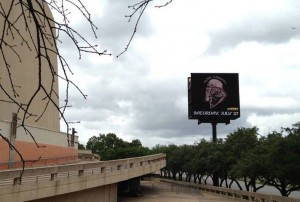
[0,154,166,202]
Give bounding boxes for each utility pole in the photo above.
[9,113,17,169]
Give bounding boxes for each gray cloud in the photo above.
[206,8,300,54]
[94,1,154,56]
[57,1,300,147]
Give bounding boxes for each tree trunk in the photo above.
[204,175,210,185]
[244,177,250,191]
[232,179,243,190]
[225,177,228,188]
[178,172,182,181]
[193,174,198,183]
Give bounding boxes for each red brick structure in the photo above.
[0,119,79,170]
[0,140,78,170]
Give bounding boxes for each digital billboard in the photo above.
[188,73,240,123]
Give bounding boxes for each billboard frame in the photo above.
[188,73,240,124]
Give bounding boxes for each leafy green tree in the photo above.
[189,155,207,184]
[209,139,230,187]
[165,145,182,180]
[193,139,212,185]
[106,147,151,160]
[229,140,269,192]
[86,133,148,160]
[78,142,85,150]
[282,122,300,135]
[151,144,171,177]
[176,145,195,181]
[86,133,125,158]
[181,145,198,183]
[130,139,142,147]
[265,125,300,196]
[149,123,299,198]
[225,127,259,190]
[151,144,180,179]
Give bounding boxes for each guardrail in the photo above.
[160,179,300,202]
[0,153,166,202]
[0,153,166,187]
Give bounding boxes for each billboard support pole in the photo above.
[212,122,217,142]
[189,73,240,188]
[211,121,219,187]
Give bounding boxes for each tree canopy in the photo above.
[86,133,150,160]
[84,122,300,197]
[157,124,300,197]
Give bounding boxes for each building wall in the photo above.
[0,120,78,170]
[0,1,60,131]
[0,140,78,170]
[0,120,77,147]
[0,1,79,170]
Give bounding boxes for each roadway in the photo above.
[122,180,240,202]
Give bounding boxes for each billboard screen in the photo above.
[188,73,240,123]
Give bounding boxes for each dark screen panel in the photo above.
[188,73,240,122]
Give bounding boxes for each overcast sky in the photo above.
[57,0,300,148]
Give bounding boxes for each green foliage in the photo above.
[78,142,85,150]
[157,124,300,197]
[85,124,300,197]
[265,126,300,196]
[225,127,260,190]
[86,133,149,160]
[225,127,258,159]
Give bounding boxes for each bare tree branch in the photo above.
[0,132,41,184]
[155,0,173,8]
[0,0,111,146]
[117,0,172,57]
[0,0,172,180]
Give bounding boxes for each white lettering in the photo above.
[233,112,239,116]
[221,111,232,115]
[193,111,219,116]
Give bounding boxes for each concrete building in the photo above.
[0,1,78,169]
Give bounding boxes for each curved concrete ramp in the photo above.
[0,154,166,202]
[122,180,239,202]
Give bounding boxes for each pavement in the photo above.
[121,180,240,202]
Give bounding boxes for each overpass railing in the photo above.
[0,153,166,187]
[0,154,166,201]
[160,179,300,202]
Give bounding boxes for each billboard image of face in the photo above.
[188,73,240,123]
[205,78,227,109]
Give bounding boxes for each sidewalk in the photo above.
[122,180,240,202]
